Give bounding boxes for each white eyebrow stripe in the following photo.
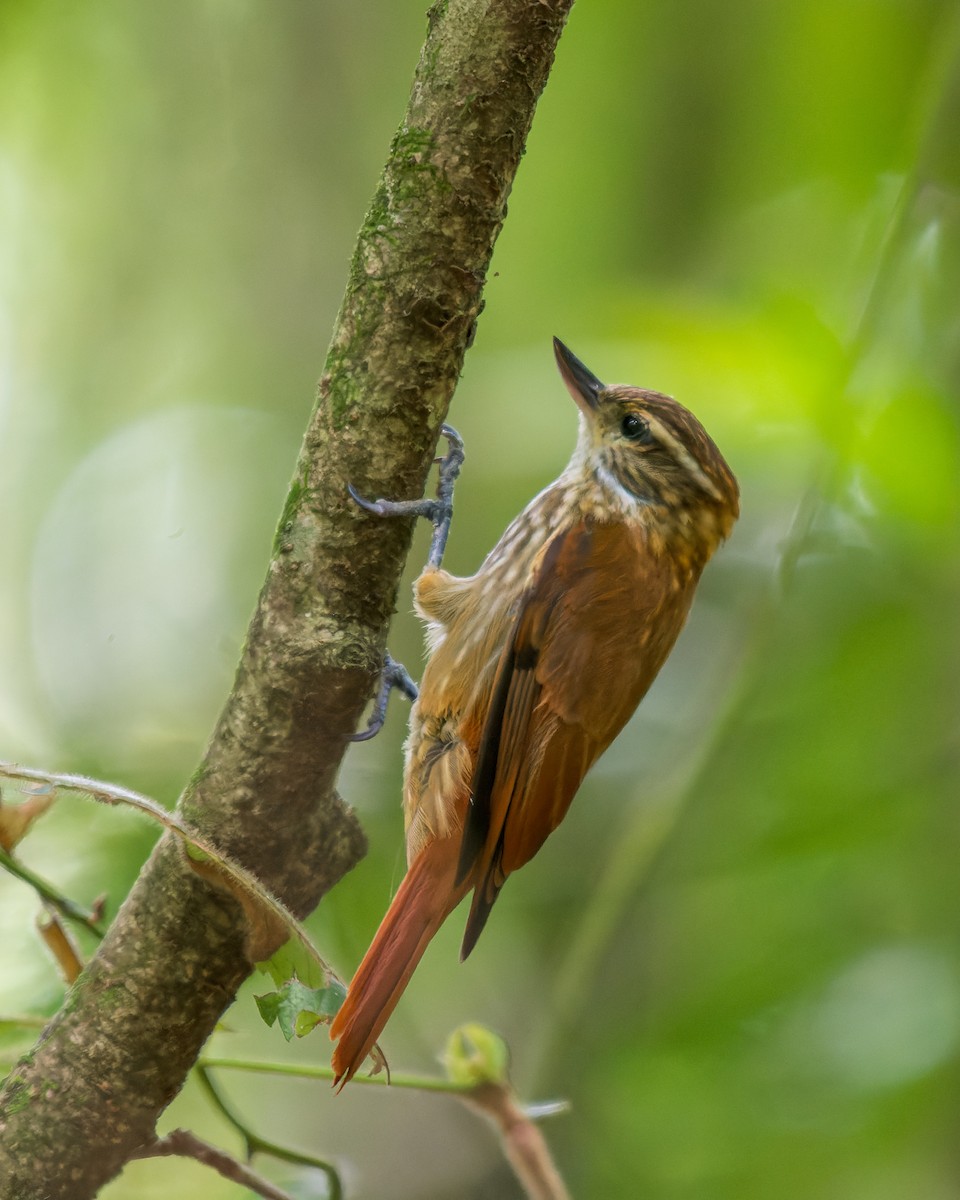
[646,416,722,501]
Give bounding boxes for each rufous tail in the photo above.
[330,838,466,1089]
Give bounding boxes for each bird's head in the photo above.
[553,337,740,544]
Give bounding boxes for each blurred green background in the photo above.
[2,1,960,1197]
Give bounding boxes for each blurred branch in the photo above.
[460,1085,572,1200]
[847,2,960,368]
[443,1023,572,1200]
[0,1,575,1196]
[131,1130,296,1200]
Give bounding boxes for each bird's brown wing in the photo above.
[458,519,690,958]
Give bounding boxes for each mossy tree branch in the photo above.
[0,1,575,1195]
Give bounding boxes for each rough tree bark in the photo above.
[0,1,575,1195]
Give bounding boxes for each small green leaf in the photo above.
[443,1023,510,1087]
[255,976,346,1041]
[254,990,285,1032]
[294,1009,324,1038]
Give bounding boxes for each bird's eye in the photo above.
[620,413,650,442]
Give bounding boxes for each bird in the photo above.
[330,338,739,1087]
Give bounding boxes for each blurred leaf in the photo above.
[857,387,960,532]
[0,790,57,851]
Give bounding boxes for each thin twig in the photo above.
[36,911,84,983]
[0,761,341,988]
[132,1130,295,1200]
[195,1065,342,1199]
[0,845,106,937]
[459,1084,571,1200]
[200,1054,475,1095]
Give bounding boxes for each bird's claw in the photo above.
[347,425,464,569]
[437,423,465,465]
[347,483,437,521]
[347,483,387,517]
[351,655,419,743]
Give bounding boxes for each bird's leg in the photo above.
[348,424,465,569]
[348,426,464,742]
[351,654,419,743]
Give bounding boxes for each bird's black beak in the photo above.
[553,337,605,415]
